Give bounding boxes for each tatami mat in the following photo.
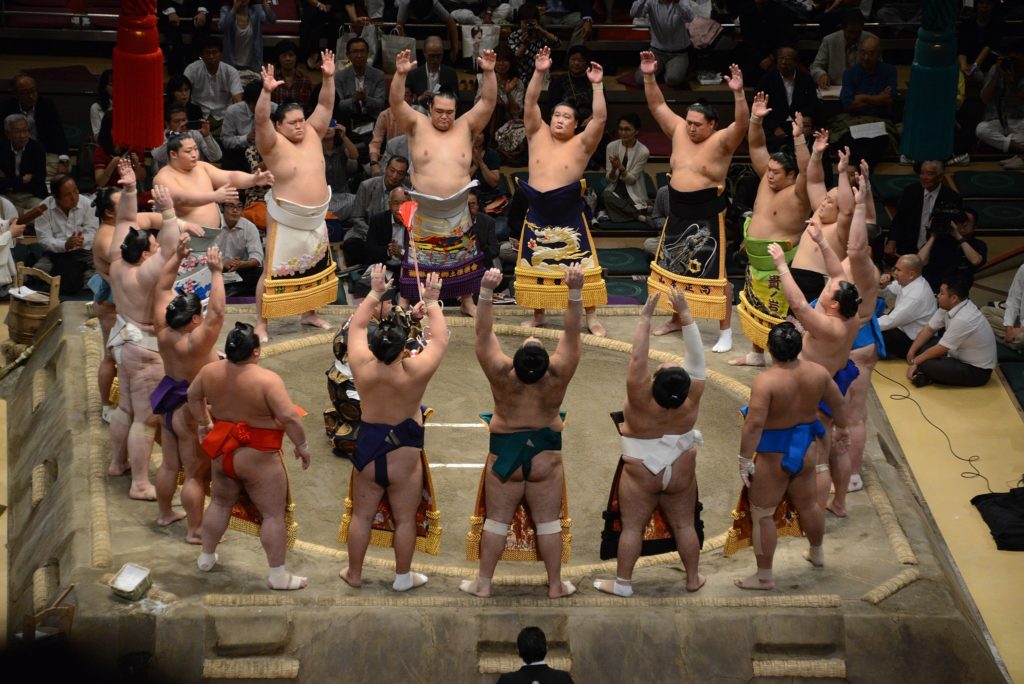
[873,361,1024,682]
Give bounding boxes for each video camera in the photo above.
[930,203,967,235]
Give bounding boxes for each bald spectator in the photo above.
[407,36,459,105]
[34,175,98,294]
[811,9,877,90]
[879,254,937,359]
[184,39,244,124]
[0,113,48,214]
[0,74,69,177]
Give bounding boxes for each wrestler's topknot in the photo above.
[512,342,549,384]
[652,367,690,409]
[166,293,203,330]
[767,321,802,362]
[834,281,862,319]
[225,322,259,362]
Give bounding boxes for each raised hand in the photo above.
[639,50,658,76]
[261,64,283,92]
[724,63,744,92]
[837,145,850,174]
[587,61,604,84]
[767,241,787,268]
[253,169,275,186]
[751,91,771,119]
[422,271,443,301]
[370,263,392,294]
[320,49,336,78]
[859,158,870,182]
[213,185,239,204]
[481,267,502,290]
[563,262,584,290]
[791,111,804,139]
[395,49,417,75]
[641,292,661,319]
[479,49,496,73]
[668,288,690,318]
[117,156,136,187]
[206,245,223,273]
[151,184,174,211]
[853,180,865,205]
[534,46,552,74]
[812,128,829,154]
[182,222,206,237]
[807,221,824,245]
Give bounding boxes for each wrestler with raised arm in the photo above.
[731,97,812,367]
[734,322,850,590]
[642,53,748,352]
[151,238,226,542]
[106,158,192,500]
[339,266,449,591]
[389,47,496,316]
[190,323,311,590]
[514,47,608,336]
[594,288,707,597]
[461,264,584,599]
[253,49,340,341]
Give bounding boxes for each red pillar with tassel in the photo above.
[113,0,164,151]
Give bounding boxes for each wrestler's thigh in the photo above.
[123,346,164,422]
[787,451,820,512]
[748,453,791,509]
[618,459,661,528]
[98,307,116,353]
[160,428,182,471]
[350,460,387,516]
[173,408,208,477]
[234,448,288,515]
[385,447,424,521]
[847,347,877,423]
[483,453,526,523]
[209,459,243,507]
[523,451,564,522]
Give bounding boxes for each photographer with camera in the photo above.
[976,40,1024,169]
[918,206,986,293]
[508,4,561,81]
[885,159,960,263]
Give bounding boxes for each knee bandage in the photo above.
[482,518,510,536]
[749,505,775,555]
[815,463,830,474]
[535,519,561,536]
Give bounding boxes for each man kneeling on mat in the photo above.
[461,265,584,599]
[595,288,707,596]
[734,322,850,590]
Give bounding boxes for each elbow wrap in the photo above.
[681,322,705,380]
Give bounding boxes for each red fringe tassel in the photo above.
[113,4,164,150]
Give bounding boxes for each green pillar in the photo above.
[900,0,959,161]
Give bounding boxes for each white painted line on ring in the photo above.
[429,463,485,468]
[426,423,487,428]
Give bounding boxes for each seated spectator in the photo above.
[222,81,275,170]
[90,69,113,141]
[34,175,98,294]
[184,39,244,124]
[497,626,574,684]
[756,45,820,153]
[886,160,961,260]
[879,254,937,359]
[409,36,459,105]
[547,45,596,124]
[538,0,593,48]
[0,195,24,298]
[165,74,205,124]
[369,86,416,175]
[270,41,314,113]
[151,106,224,171]
[219,0,277,73]
[0,114,48,214]
[335,37,387,134]
[381,134,411,174]
[958,0,1003,84]
[736,0,798,81]
[92,112,147,190]
[468,187,499,267]
[918,206,986,292]
[214,199,264,297]
[324,121,360,218]
[906,274,997,388]
[599,113,650,223]
[981,262,1024,351]
[631,0,695,89]
[158,0,211,75]
[396,0,460,63]
[834,35,898,167]
[0,74,69,177]
[642,184,671,257]
[508,3,561,81]
[364,186,411,289]
[344,155,410,266]
[812,9,877,90]
[478,44,524,139]
[977,39,1024,168]
[469,131,507,237]
[299,0,345,70]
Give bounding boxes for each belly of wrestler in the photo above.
[411,135,471,197]
[177,203,221,230]
[266,144,329,206]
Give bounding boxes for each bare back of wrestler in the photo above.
[461,265,584,599]
[338,267,449,591]
[595,290,707,597]
[734,322,849,590]
[189,327,311,590]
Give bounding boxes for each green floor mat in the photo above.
[605,277,647,304]
[969,201,1024,230]
[953,171,1024,198]
[600,247,651,275]
[871,174,918,203]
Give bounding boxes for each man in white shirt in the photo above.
[183,39,243,124]
[879,254,936,359]
[215,199,264,297]
[906,274,997,387]
[151,105,224,171]
[33,175,99,294]
[982,263,1024,351]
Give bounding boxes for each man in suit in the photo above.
[0,74,69,178]
[885,160,962,262]
[334,37,387,132]
[344,155,410,266]
[755,45,820,153]
[407,36,458,106]
[497,627,574,684]
[0,113,48,215]
[364,186,409,295]
[811,9,877,90]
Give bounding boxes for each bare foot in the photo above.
[803,547,825,567]
[728,352,766,367]
[338,566,362,588]
[549,580,576,598]
[156,510,187,527]
[459,299,477,317]
[520,316,545,329]
[734,573,775,590]
[185,532,203,545]
[129,483,157,501]
[686,574,707,592]
[586,319,607,337]
[458,578,491,598]
[254,320,269,343]
[267,573,308,591]
[652,320,682,336]
[300,313,331,330]
[108,461,130,477]
[826,500,847,518]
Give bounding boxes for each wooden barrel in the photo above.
[8,298,51,345]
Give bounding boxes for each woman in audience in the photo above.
[219,0,277,73]
[599,113,651,223]
[270,40,314,113]
[90,69,113,140]
[165,75,204,123]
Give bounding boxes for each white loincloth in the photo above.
[621,429,704,490]
[265,190,330,278]
[107,314,159,364]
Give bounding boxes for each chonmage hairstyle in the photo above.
[652,367,690,409]
[368,312,409,364]
[767,321,802,362]
[120,227,151,264]
[512,342,549,384]
[833,280,861,319]
[225,322,260,362]
[166,293,202,330]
